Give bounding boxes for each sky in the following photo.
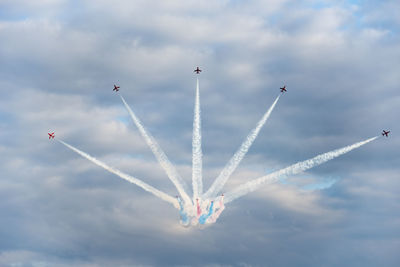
[0,0,399,266]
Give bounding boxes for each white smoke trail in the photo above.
[203,94,281,199]
[224,136,378,204]
[57,139,179,209]
[192,78,203,200]
[119,95,192,205]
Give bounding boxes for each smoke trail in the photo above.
[199,201,214,225]
[196,198,202,218]
[57,139,179,209]
[301,177,338,191]
[224,136,378,204]
[192,78,203,200]
[177,196,190,226]
[209,195,225,223]
[204,94,281,199]
[119,95,191,205]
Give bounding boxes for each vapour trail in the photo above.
[119,95,192,205]
[57,139,179,209]
[192,78,203,200]
[204,94,282,199]
[224,136,378,204]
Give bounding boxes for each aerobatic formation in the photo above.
[50,67,389,227]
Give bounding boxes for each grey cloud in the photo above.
[0,0,399,266]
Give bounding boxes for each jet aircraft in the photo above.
[280,85,287,92]
[382,130,390,137]
[113,85,120,92]
[194,67,202,74]
[48,132,55,139]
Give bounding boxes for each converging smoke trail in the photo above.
[192,78,203,200]
[204,94,281,199]
[119,95,192,205]
[57,139,179,209]
[224,136,378,204]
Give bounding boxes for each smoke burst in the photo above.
[56,78,379,226]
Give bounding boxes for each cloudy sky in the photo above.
[0,0,399,266]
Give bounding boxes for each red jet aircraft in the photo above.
[280,85,287,92]
[194,67,202,74]
[48,132,55,139]
[113,85,120,92]
[382,130,390,137]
